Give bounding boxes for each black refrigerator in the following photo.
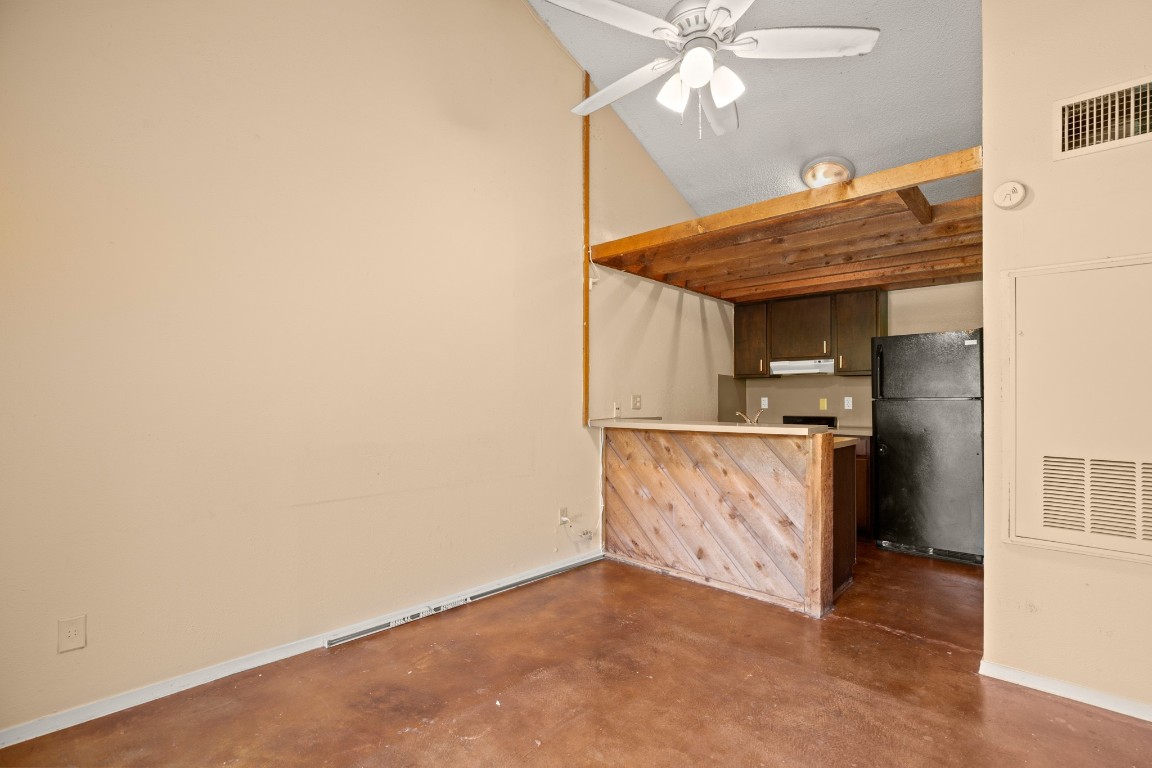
[872,330,983,564]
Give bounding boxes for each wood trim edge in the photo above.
[582,71,590,426]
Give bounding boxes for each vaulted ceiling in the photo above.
[525,0,982,218]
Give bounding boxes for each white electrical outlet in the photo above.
[58,615,86,653]
[760,397,769,409]
[631,394,641,410]
[844,397,853,410]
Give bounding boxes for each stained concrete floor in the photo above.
[3,545,1151,767]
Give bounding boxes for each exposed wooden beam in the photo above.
[594,193,909,272]
[591,146,982,264]
[896,186,934,224]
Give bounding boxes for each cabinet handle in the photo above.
[823,340,828,354]
[759,358,764,372]
[839,354,844,369]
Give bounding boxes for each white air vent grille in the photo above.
[1036,455,1152,557]
[1056,77,1152,158]
[1144,465,1152,540]
[1042,456,1085,531]
[1088,460,1138,539]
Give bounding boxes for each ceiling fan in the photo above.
[543,0,880,135]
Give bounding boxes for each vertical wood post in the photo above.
[804,432,835,617]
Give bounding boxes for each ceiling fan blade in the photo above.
[700,87,739,136]
[543,0,680,41]
[705,0,759,30]
[571,57,680,115]
[726,26,880,59]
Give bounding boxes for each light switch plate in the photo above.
[819,398,828,411]
[844,397,853,410]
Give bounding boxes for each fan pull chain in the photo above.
[697,90,703,140]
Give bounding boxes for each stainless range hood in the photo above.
[768,358,835,376]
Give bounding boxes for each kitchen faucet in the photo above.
[735,409,765,424]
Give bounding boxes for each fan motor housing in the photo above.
[666,1,736,45]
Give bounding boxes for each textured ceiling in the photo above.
[525,0,982,217]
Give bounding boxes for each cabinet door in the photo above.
[733,303,767,376]
[835,290,886,374]
[769,295,832,359]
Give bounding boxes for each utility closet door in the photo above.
[1010,256,1152,561]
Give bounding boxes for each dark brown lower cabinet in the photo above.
[855,454,872,537]
[833,443,857,595]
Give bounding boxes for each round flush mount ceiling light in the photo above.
[801,156,856,188]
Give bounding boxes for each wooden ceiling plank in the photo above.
[720,254,983,302]
[683,234,984,292]
[725,270,984,302]
[648,196,981,283]
[896,186,934,224]
[590,146,982,263]
[698,243,985,295]
[668,217,983,287]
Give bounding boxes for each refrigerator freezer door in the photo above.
[872,330,982,400]
[874,398,984,557]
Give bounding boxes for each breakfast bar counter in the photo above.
[589,419,839,617]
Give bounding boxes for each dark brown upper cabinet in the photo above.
[734,290,887,378]
[769,296,833,360]
[834,290,888,375]
[733,303,768,376]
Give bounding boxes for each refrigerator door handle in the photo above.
[874,344,884,399]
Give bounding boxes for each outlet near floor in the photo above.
[58,615,86,653]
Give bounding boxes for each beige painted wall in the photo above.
[745,282,983,428]
[983,0,1152,705]
[0,0,605,730]
[887,282,983,336]
[588,110,733,422]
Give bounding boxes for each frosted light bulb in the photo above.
[709,65,745,108]
[656,72,690,113]
[680,46,715,89]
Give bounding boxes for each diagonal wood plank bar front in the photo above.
[602,425,839,618]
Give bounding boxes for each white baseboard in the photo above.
[979,660,1152,722]
[0,551,603,749]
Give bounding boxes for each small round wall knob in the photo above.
[994,181,1027,209]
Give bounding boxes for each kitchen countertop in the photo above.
[832,427,873,437]
[587,418,827,436]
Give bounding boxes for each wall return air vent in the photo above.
[1055,76,1152,159]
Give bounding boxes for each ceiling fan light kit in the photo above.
[802,156,856,188]
[656,72,691,112]
[680,39,717,88]
[543,0,880,136]
[709,65,745,108]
